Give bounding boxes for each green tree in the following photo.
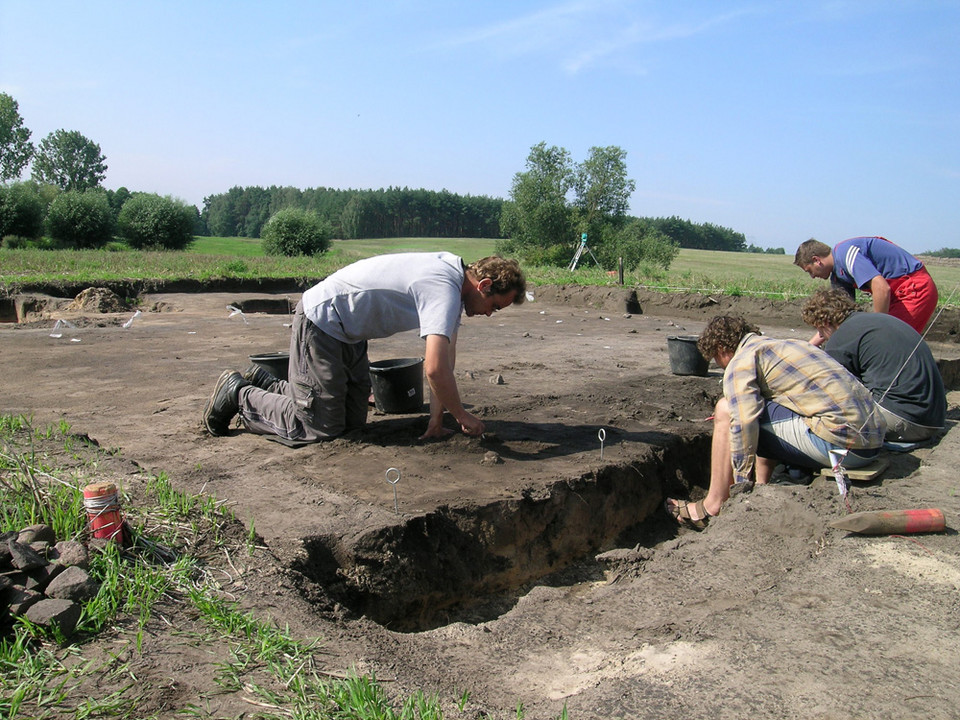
[0,93,34,181]
[597,219,679,270]
[261,207,331,256]
[0,181,46,241]
[32,129,107,191]
[107,186,132,216]
[117,193,196,250]
[573,145,635,239]
[45,189,114,248]
[499,142,636,267]
[499,142,575,259]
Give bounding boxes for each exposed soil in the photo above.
[2,284,960,719]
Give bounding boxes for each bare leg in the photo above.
[666,397,733,523]
[701,396,734,516]
[755,456,777,485]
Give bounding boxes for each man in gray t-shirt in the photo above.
[202,253,526,444]
[801,288,945,442]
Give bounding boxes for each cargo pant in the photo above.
[238,301,370,443]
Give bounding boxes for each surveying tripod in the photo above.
[568,234,599,271]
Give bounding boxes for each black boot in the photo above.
[242,363,277,390]
[202,370,250,436]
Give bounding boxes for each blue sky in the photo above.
[2,1,958,252]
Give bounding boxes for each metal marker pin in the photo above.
[598,428,606,460]
[385,467,401,514]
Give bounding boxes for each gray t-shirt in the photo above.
[823,312,946,428]
[301,252,464,343]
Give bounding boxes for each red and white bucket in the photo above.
[83,482,127,543]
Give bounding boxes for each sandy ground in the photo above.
[2,284,960,719]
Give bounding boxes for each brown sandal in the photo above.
[665,498,714,530]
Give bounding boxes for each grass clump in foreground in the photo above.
[0,414,567,719]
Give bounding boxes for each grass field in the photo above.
[3,238,960,305]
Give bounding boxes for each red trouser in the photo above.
[885,267,938,334]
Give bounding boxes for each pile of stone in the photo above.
[1,524,102,638]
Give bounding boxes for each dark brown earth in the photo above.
[2,284,960,719]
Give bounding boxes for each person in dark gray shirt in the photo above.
[801,288,945,442]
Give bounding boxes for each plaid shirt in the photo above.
[723,333,885,483]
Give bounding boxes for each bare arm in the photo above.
[869,275,891,314]
[420,332,484,439]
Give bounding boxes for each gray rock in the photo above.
[53,540,90,569]
[0,531,16,566]
[8,539,47,570]
[22,563,64,592]
[25,598,81,636]
[28,541,51,558]
[480,451,503,465]
[2,569,27,588]
[45,565,100,602]
[18,524,56,545]
[7,586,43,616]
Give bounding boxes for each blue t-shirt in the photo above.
[831,236,923,293]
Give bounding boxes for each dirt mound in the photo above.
[67,287,128,313]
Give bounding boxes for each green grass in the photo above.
[189,235,268,256]
[190,236,499,261]
[329,237,499,262]
[0,414,572,719]
[3,239,960,305]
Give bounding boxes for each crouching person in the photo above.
[801,288,945,444]
[665,315,886,530]
[201,253,526,444]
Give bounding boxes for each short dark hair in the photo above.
[697,316,760,360]
[794,239,831,268]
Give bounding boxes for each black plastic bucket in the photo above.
[249,352,290,381]
[667,336,709,376]
[369,357,424,413]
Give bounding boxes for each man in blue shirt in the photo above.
[794,236,938,344]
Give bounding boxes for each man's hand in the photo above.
[457,412,485,437]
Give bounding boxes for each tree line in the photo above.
[202,186,504,240]
[3,90,753,261]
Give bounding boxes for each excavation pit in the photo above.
[292,435,710,632]
[231,297,295,315]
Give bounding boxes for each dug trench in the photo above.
[4,284,960,718]
[292,432,711,632]
[0,285,727,632]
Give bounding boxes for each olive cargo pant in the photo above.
[238,302,369,443]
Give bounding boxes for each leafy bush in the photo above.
[261,208,331,257]
[44,189,114,248]
[597,221,680,271]
[117,193,195,250]
[0,181,45,240]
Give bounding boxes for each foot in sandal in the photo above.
[664,498,716,530]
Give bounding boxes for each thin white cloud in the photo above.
[436,0,599,53]
[434,2,763,75]
[563,8,760,73]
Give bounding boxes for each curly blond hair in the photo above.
[697,316,760,361]
[800,288,856,330]
[467,256,527,304]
